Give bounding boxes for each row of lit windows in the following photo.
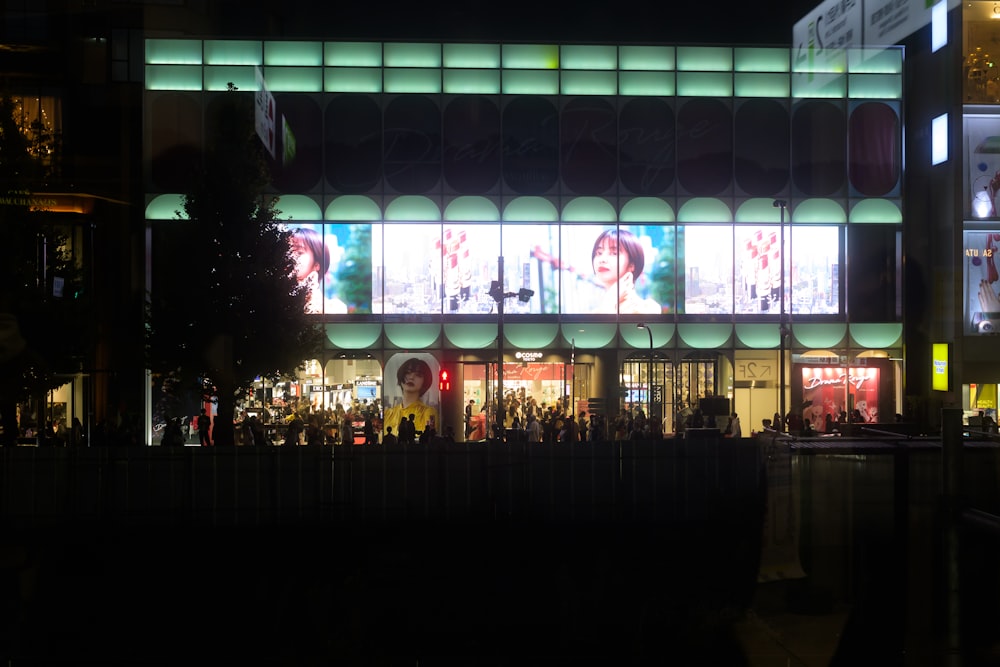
[144,40,903,98]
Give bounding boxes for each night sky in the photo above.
[208,0,824,46]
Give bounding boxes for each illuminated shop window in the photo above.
[11,95,62,171]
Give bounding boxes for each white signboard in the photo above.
[254,66,276,159]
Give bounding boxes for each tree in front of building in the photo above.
[146,89,323,446]
[0,95,86,445]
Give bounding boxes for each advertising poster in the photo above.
[800,366,880,430]
[963,230,1000,335]
[382,353,441,437]
[285,222,373,314]
[559,224,669,315]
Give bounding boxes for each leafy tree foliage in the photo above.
[0,95,86,445]
[147,90,323,445]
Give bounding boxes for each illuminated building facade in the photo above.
[143,38,905,438]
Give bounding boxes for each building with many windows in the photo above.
[143,38,905,439]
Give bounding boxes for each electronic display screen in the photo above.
[963,230,1000,335]
[559,224,669,315]
[283,221,839,317]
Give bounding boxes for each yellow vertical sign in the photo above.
[932,343,949,392]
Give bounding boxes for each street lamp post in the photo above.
[488,256,534,441]
[773,200,788,431]
[637,323,653,427]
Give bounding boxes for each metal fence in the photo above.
[0,435,764,527]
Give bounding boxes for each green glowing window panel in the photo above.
[848,73,902,99]
[384,323,441,348]
[325,68,382,93]
[274,195,322,220]
[443,43,501,68]
[677,323,733,348]
[325,42,382,67]
[325,195,381,221]
[619,45,674,71]
[264,41,322,67]
[619,71,674,96]
[677,72,732,96]
[849,322,901,348]
[385,196,440,221]
[502,70,559,94]
[263,66,322,92]
[145,194,188,220]
[735,198,785,223]
[385,42,441,68]
[204,66,257,91]
[562,197,617,222]
[734,47,789,72]
[561,323,617,348]
[145,65,202,90]
[443,69,501,94]
[735,324,780,348]
[204,40,262,65]
[792,198,846,223]
[678,198,733,222]
[793,49,846,74]
[506,323,560,348]
[677,46,733,72]
[561,45,617,70]
[848,47,902,74]
[146,39,202,65]
[324,323,382,349]
[791,323,847,348]
[561,71,617,95]
[502,44,559,69]
[621,323,673,347]
[443,323,499,349]
[792,72,847,99]
[619,197,675,222]
[734,72,789,97]
[384,68,441,93]
[502,196,558,222]
[444,196,500,221]
[849,199,901,223]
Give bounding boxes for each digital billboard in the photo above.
[963,230,1000,335]
[285,222,373,314]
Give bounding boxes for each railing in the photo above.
[0,435,764,527]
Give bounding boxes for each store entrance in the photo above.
[463,361,589,440]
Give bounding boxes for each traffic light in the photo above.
[439,369,451,391]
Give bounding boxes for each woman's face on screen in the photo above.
[592,237,633,288]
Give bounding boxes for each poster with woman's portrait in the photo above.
[382,353,441,437]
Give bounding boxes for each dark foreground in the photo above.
[1,519,764,665]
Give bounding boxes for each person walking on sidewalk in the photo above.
[197,409,213,446]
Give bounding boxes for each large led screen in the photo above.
[376,223,502,315]
[285,222,374,315]
[681,224,840,315]
[502,224,559,314]
[963,230,1000,335]
[789,226,839,315]
[559,224,670,315]
[683,225,735,314]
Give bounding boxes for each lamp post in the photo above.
[488,256,534,440]
[772,200,788,431]
[637,323,653,426]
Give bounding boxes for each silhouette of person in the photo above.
[382,425,398,447]
[197,409,212,446]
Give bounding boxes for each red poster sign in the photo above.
[800,366,880,430]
